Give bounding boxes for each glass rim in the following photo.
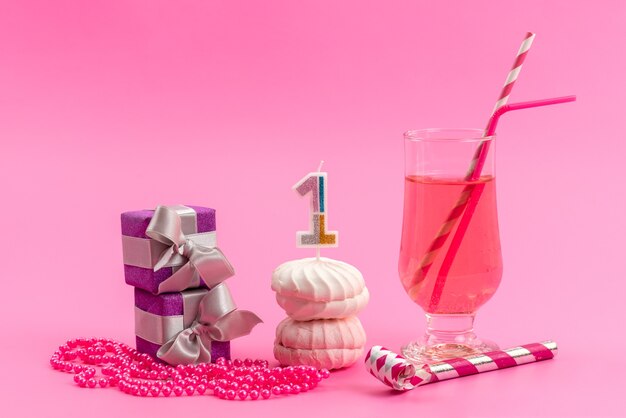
[404,128,495,143]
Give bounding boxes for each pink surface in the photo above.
[0,1,624,417]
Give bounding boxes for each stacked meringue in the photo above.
[271,257,369,370]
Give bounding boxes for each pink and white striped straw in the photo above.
[407,32,536,300]
[468,32,536,174]
[365,341,558,391]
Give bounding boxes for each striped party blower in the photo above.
[407,32,535,301]
[365,341,558,391]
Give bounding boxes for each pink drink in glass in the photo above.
[399,175,503,314]
[400,129,501,362]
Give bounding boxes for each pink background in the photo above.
[1,1,624,417]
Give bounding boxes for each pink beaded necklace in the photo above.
[50,338,329,400]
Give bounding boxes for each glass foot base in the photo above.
[401,314,498,364]
[401,338,499,364]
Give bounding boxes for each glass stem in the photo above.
[424,313,477,345]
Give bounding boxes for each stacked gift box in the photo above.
[121,205,261,365]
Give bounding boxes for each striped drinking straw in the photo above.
[407,32,536,301]
[468,32,536,175]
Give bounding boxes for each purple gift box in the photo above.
[121,205,217,294]
[134,287,230,362]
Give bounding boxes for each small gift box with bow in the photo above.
[135,283,262,364]
[121,205,234,294]
[123,204,262,365]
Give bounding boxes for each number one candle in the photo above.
[293,161,339,253]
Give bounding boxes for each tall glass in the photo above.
[399,129,502,363]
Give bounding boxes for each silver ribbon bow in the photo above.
[157,283,263,365]
[146,205,235,293]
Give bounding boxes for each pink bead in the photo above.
[271,386,282,396]
[261,389,271,399]
[301,383,310,392]
[249,389,259,400]
[226,389,236,400]
[196,384,207,395]
[173,386,184,396]
[98,378,108,388]
[185,385,195,396]
[161,386,172,397]
[139,386,149,397]
[149,386,160,397]
[237,389,248,400]
[319,369,330,379]
[87,378,97,388]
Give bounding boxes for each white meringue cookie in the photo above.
[271,257,369,320]
[273,316,366,370]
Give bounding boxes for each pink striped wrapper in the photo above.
[365,341,558,391]
[364,346,432,391]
